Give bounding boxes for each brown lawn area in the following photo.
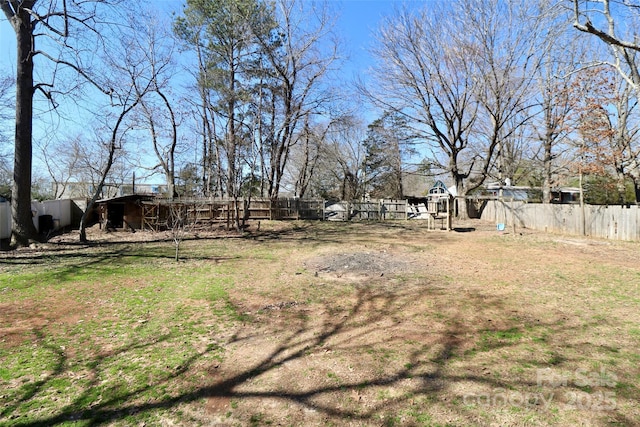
[1,219,639,426]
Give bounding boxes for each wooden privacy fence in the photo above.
[245,198,325,220]
[247,198,407,221]
[141,198,320,230]
[324,200,408,221]
[480,199,640,241]
[140,198,409,230]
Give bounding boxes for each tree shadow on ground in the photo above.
[5,276,634,426]
[248,221,465,251]
[0,241,240,270]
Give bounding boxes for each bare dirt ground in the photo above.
[2,219,639,426]
[196,220,639,426]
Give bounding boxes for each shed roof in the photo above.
[95,194,155,204]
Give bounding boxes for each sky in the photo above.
[333,0,405,77]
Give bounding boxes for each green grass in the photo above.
[0,241,234,426]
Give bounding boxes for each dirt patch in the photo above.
[305,250,416,280]
[0,294,91,348]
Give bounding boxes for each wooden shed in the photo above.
[96,195,155,231]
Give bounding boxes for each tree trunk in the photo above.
[160,90,178,199]
[542,115,554,204]
[5,2,39,246]
[79,143,117,242]
[79,95,139,242]
[630,172,640,204]
[455,179,469,220]
[615,170,626,205]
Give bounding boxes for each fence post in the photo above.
[511,197,516,234]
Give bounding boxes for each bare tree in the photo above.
[2,0,41,244]
[612,84,640,202]
[0,158,10,199]
[175,0,277,230]
[78,96,143,242]
[531,22,583,202]
[365,0,543,218]
[184,31,224,198]
[129,10,181,199]
[573,0,640,92]
[0,75,13,148]
[77,14,159,242]
[1,0,125,246]
[572,0,640,201]
[290,119,331,198]
[466,0,542,186]
[0,75,14,197]
[40,136,81,199]
[312,116,367,201]
[167,200,202,262]
[569,67,640,203]
[365,4,479,217]
[251,0,339,200]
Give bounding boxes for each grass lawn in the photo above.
[1,220,639,426]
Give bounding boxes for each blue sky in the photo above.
[0,1,411,89]
[334,0,405,77]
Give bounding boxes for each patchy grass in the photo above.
[1,220,639,426]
